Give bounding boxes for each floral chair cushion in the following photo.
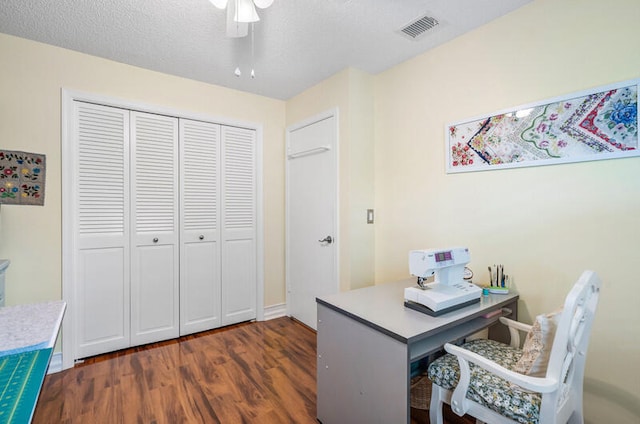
[427,339,542,424]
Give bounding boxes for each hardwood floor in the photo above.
[34,317,471,423]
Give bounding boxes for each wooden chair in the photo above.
[427,270,601,424]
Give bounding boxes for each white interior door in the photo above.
[72,102,131,358]
[286,111,338,330]
[130,112,180,346]
[179,119,221,335]
[63,90,264,369]
[221,126,257,325]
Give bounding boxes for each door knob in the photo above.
[318,235,333,244]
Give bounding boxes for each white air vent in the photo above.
[398,15,439,40]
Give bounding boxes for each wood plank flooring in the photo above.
[33,317,472,423]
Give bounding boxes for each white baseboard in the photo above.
[263,303,287,320]
[47,351,63,374]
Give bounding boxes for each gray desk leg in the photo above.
[317,304,409,424]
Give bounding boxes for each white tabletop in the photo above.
[317,279,518,343]
[0,300,66,355]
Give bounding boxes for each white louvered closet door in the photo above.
[130,112,180,346]
[179,119,221,335]
[221,126,257,325]
[73,102,131,358]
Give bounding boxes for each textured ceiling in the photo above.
[0,0,531,100]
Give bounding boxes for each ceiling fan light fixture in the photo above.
[226,1,248,37]
[234,0,260,23]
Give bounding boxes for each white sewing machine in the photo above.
[404,247,482,316]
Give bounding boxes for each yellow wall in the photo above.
[373,0,639,422]
[347,69,375,290]
[0,33,287,308]
[286,68,375,291]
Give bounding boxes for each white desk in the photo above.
[316,279,518,424]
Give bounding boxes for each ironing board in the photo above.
[0,301,66,424]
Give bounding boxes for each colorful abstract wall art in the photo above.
[0,150,46,205]
[446,79,639,173]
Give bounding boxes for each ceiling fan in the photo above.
[210,0,275,38]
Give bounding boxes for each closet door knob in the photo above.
[199,235,204,240]
[153,238,159,243]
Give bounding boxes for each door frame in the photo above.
[61,88,264,370]
[285,108,340,322]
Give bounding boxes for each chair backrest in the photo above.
[541,270,601,423]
